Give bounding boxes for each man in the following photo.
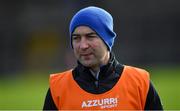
[43,6,163,110]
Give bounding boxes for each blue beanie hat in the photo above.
[69,6,116,51]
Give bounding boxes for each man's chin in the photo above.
[82,63,92,67]
[81,61,93,67]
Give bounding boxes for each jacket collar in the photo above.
[74,52,120,81]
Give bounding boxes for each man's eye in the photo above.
[72,36,80,40]
[87,35,98,38]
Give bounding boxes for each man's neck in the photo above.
[89,51,110,78]
[91,51,110,71]
[89,69,100,80]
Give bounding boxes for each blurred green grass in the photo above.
[0,67,180,110]
[0,72,49,110]
[149,66,180,110]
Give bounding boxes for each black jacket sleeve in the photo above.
[144,81,163,110]
[43,88,58,110]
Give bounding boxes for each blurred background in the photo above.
[0,0,180,110]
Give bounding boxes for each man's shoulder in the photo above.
[123,65,150,91]
[123,65,150,81]
[50,69,73,81]
[125,65,149,74]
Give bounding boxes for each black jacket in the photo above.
[43,53,163,110]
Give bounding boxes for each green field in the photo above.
[149,66,180,110]
[0,67,180,110]
[0,72,49,110]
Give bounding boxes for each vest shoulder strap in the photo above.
[124,65,150,108]
[49,69,72,108]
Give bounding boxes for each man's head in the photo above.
[69,6,116,70]
[69,6,116,51]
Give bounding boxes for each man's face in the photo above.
[72,26,109,69]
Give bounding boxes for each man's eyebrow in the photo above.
[71,34,80,36]
[86,32,97,36]
[72,32,97,37]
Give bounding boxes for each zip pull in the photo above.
[95,80,98,88]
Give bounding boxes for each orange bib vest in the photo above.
[50,66,150,110]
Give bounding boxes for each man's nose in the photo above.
[79,37,89,49]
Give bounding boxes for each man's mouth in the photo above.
[80,53,93,57]
[81,53,91,56]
